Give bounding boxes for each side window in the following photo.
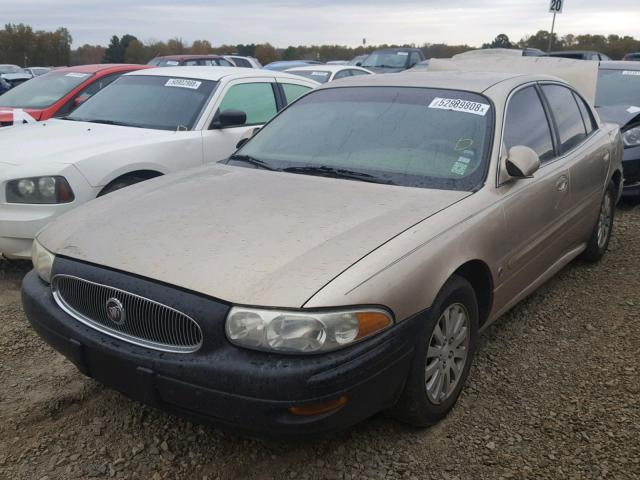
[78,73,121,98]
[541,84,587,153]
[573,92,597,135]
[503,86,555,162]
[409,52,421,66]
[184,60,199,66]
[349,69,370,77]
[217,82,278,125]
[232,58,251,68]
[281,83,311,104]
[333,70,352,80]
[218,58,235,67]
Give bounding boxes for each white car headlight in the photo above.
[226,307,393,354]
[623,125,640,148]
[31,239,55,283]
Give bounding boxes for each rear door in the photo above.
[496,85,573,304]
[539,83,609,246]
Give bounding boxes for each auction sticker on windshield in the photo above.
[165,78,202,89]
[622,71,640,76]
[428,98,490,116]
[65,72,89,78]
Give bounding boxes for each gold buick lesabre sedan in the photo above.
[23,71,623,437]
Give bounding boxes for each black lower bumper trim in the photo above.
[22,269,426,437]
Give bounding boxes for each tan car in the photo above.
[23,71,623,437]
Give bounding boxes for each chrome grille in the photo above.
[52,275,203,353]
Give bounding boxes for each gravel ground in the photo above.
[1,205,639,480]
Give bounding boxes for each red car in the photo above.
[0,64,151,127]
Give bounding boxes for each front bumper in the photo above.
[22,260,425,437]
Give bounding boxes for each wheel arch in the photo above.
[451,260,494,327]
[611,168,623,200]
[98,169,164,196]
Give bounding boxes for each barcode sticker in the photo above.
[165,78,202,89]
[428,97,490,116]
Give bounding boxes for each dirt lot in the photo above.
[1,206,639,480]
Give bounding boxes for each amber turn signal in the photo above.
[289,395,348,417]
[355,311,392,339]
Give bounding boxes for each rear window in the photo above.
[287,70,331,83]
[237,87,494,191]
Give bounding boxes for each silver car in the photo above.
[24,71,623,437]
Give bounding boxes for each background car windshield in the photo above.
[67,75,217,130]
[238,87,493,191]
[287,70,331,83]
[596,69,640,107]
[148,58,182,66]
[362,52,408,68]
[0,71,92,108]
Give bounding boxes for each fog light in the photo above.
[289,395,348,416]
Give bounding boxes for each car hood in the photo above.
[39,165,471,308]
[596,104,640,128]
[0,119,172,167]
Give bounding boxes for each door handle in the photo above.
[556,175,569,192]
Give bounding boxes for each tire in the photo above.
[98,175,148,197]
[390,275,479,427]
[580,180,616,262]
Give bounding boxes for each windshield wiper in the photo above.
[282,165,394,184]
[227,154,277,171]
[83,119,137,127]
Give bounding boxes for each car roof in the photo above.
[285,65,369,73]
[152,54,224,60]
[372,47,421,52]
[126,66,318,83]
[314,70,537,93]
[599,61,640,70]
[52,64,148,73]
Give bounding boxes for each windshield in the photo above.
[148,58,182,67]
[0,65,24,74]
[67,75,218,131]
[287,70,331,83]
[596,69,640,107]
[235,87,493,191]
[0,71,92,108]
[362,52,409,68]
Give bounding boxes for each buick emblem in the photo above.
[106,298,126,325]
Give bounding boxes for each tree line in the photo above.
[1,23,639,67]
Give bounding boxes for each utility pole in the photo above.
[547,13,556,52]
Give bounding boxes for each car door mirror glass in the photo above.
[506,145,540,179]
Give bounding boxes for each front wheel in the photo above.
[390,275,479,427]
[580,180,616,262]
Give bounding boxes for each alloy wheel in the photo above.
[425,303,470,405]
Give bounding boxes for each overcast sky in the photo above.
[5,0,640,47]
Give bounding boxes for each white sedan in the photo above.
[0,67,318,259]
[285,65,373,84]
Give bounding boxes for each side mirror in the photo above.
[235,127,260,149]
[355,62,362,67]
[505,146,540,179]
[213,109,247,129]
[73,95,90,108]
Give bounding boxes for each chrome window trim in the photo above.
[51,274,203,354]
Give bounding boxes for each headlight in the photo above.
[31,239,55,283]
[6,176,74,204]
[623,125,640,148]
[226,307,393,354]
